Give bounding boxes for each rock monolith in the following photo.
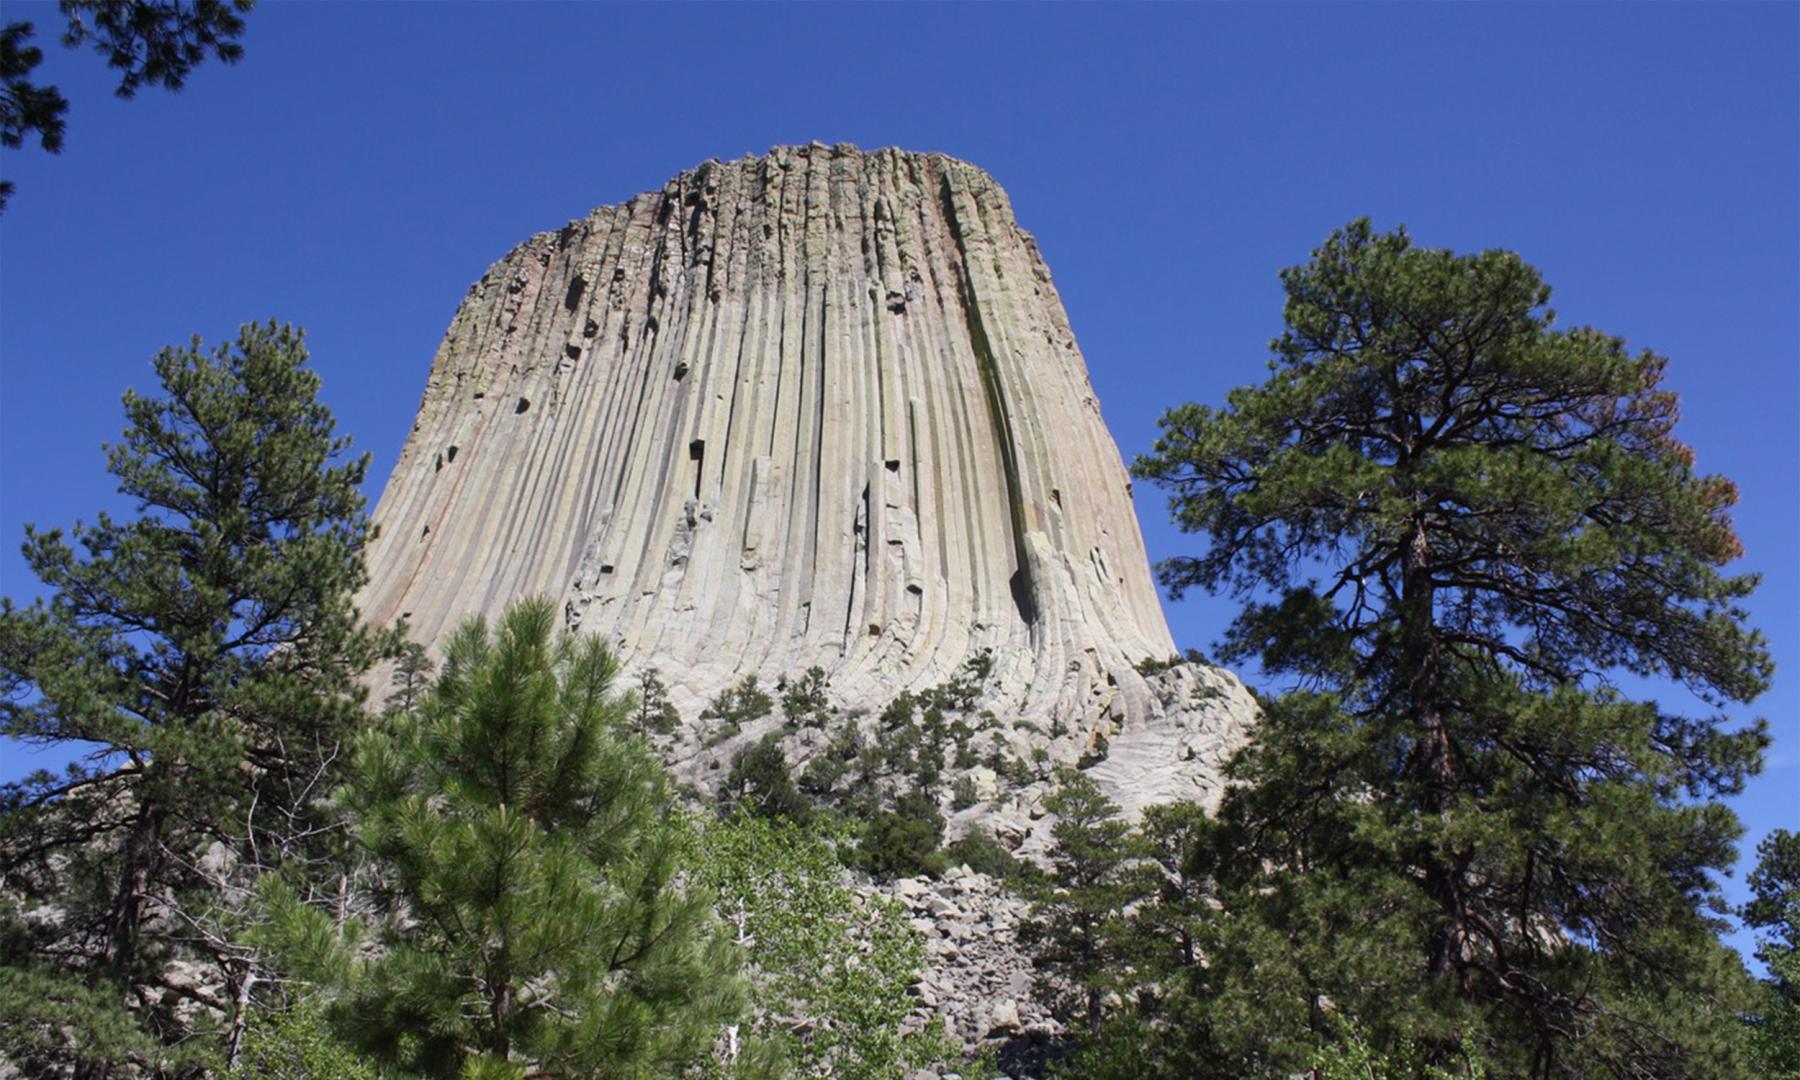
[362,143,1252,820]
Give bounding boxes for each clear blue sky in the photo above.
[2,2,1794,952]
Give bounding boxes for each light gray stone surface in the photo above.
[883,869,1055,1050]
[360,143,1255,824]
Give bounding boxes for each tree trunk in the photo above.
[492,983,512,1060]
[73,800,168,1080]
[104,798,165,982]
[1402,515,1470,984]
[1402,517,1452,804]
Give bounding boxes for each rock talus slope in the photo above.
[362,143,1251,816]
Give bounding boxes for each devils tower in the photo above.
[361,143,1250,821]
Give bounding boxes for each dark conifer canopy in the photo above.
[1133,220,1773,1075]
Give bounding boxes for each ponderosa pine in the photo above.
[1747,829,1800,1076]
[0,322,382,1077]
[1132,220,1773,1076]
[1022,770,1145,1038]
[260,599,744,1079]
[1,0,255,211]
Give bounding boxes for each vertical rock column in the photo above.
[361,143,1184,736]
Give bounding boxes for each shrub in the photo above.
[799,754,846,801]
[778,665,835,729]
[858,788,946,880]
[721,734,812,823]
[231,1007,379,1080]
[929,648,993,711]
[702,674,774,740]
[633,667,682,735]
[695,813,954,1077]
[942,829,1043,888]
[879,690,919,731]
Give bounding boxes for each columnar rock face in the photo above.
[362,143,1250,816]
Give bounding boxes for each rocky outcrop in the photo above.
[888,868,1056,1048]
[361,143,1252,823]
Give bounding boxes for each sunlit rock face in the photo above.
[361,143,1252,818]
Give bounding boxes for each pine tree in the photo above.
[260,598,743,1079]
[1131,801,1212,977]
[857,786,946,881]
[777,666,834,730]
[1022,770,1146,1037]
[2,1,255,211]
[0,322,383,1076]
[701,675,773,743]
[1132,220,1773,1075]
[1747,830,1800,1076]
[719,734,811,824]
[384,638,433,715]
[631,667,681,736]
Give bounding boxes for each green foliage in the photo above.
[778,665,834,729]
[1,23,69,187]
[800,669,1013,823]
[1308,1020,1489,1080]
[0,961,178,1076]
[942,827,1042,889]
[693,811,953,1079]
[914,741,946,792]
[1754,951,1800,1080]
[632,667,682,735]
[720,733,812,824]
[875,715,923,775]
[0,322,384,1072]
[1131,220,1773,1075]
[230,1005,383,1080]
[928,647,994,712]
[1747,829,1800,959]
[61,0,251,96]
[828,716,865,759]
[259,599,742,1079]
[1046,1010,1168,1080]
[1023,770,1147,1036]
[1075,732,1109,770]
[0,0,254,211]
[1128,801,1212,977]
[386,637,433,714]
[1134,654,1184,676]
[879,689,919,731]
[858,787,947,881]
[798,750,848,802]
[1747,829,1800,1076]
[703,674,774,742]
